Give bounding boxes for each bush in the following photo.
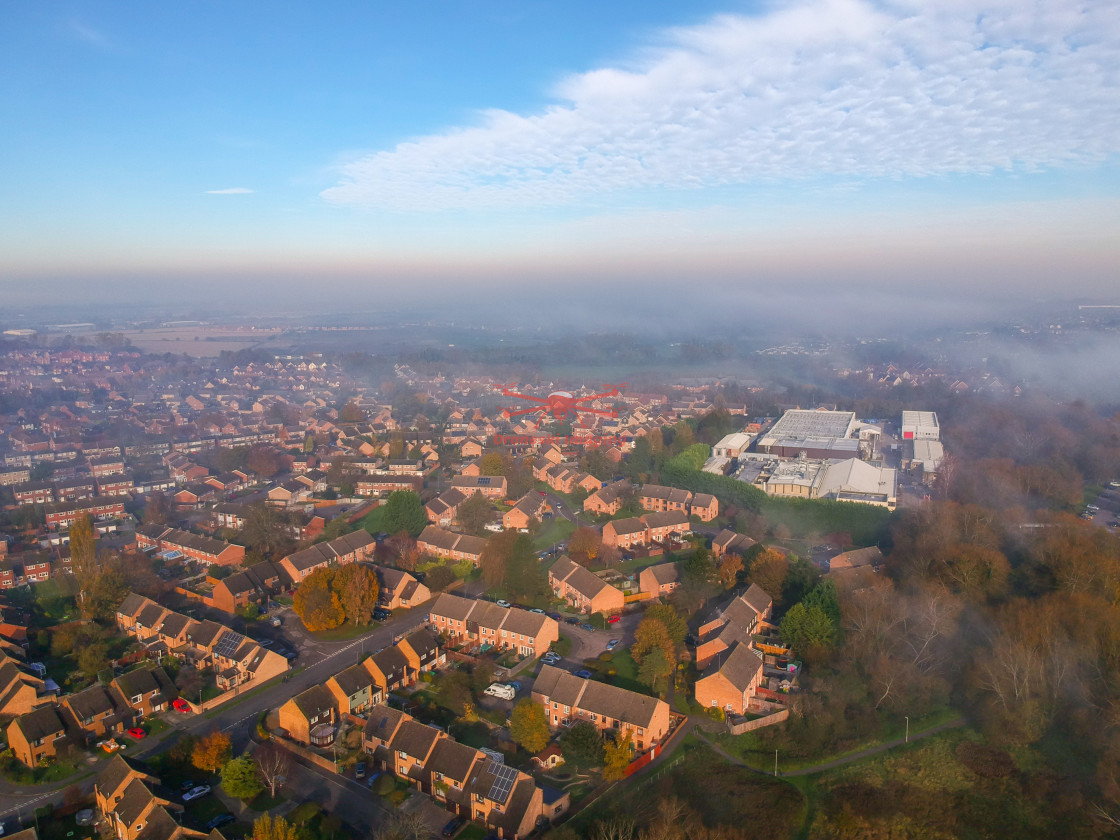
[387,788,407,805]
[707,707,725,722]
[598,652,613,663]
[375,773,397,796]
[955,741,1016,778]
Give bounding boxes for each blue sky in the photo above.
[2,0,1118,305]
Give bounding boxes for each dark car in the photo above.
[442,817,465,837]
[580,623,595,632]
[546,612,562,621]
[355,761,367,779]
[574,669,594,679]
[373,608,391,621]
[205,814,236,830]
[565,617,580,625]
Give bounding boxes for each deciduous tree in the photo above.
[254,742,293,798]
[631,618,675,668]
[253,814,299,840]
[221,755,264,799]
[456,491,493,535]
[382,491,428,536]
[561,721,604,766]
[192,730,232,773]
[750,548,789,605]
[293,568,343,631]
[510,699,550,753]
[601,730,632,781]
[569,527,602,566]
[333,564,380,626]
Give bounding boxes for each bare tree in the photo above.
[254,742,294,797]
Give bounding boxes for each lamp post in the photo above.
[905,715,909,743]
[774,749,778,777]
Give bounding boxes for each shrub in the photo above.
[707,707,725,722]
[387,788,407,805]
[955,741,1016,778]
[598,652,613,662]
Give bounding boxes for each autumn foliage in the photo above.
[293,564,380,631]
[192,729,232,772]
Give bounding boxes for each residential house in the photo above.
[7,704,68,767]
[110,666,176,718]
[601,511,691,550]
[376,567,431,610]
[638,562,681,597]
[0,653,52,717]
[277,530,375,583]
[531,665,671,750]
[355,476,423,497]
[450,475,507,500]
[548,558,625,616]
[44,499,126,529]
[693,642,766,716]
[711,529,756,559]
[426,593,559,658]
[134,526,246,567]
[694,584,773,668]
[326,663,384,715]
[690,493,719,522]
[425,488,467,526]
[582,480,630,516]
[278,685,337,746]
[502,492,547,530]
[365,645,413,693]
[94,755,197,840]
[638,485,692,513]
[416,526,487,567]
[60,684,129,744]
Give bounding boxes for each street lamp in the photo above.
[905,715,909,743]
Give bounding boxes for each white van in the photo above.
[484,683,516,700]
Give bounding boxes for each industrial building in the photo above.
[901,411,940,441]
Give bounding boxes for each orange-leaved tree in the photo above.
[293,568,343,631]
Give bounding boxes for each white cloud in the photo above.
[204,187,255,195]
[321,0,1120,210]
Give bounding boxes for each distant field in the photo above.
[118,326,282,357]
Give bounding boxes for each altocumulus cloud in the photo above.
[321,0,1120,211]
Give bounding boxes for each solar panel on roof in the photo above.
[477,477,491,485]
[486,761,518,803]
[213,630,244,658]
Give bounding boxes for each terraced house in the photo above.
[363,704,549,839]
[417,526,487,566]
[600,511,691,549]
[548,557,625,616]
[94,754,202,840]
[531,665,671,750]
[276,529,375,583]
[426,593,559,658]
[134,525,246,567]
[115,593,288,697]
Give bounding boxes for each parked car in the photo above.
[270,616,282,627]
[496,600,511,608]
[580,623,595,632]
[182,785,211,802]
[606,639,620,650]
[507,681,521,692]
[541,652,562,664]
[258,638,273,647]
[529,608,545,614]
[172,698,192,712]
[574,670,593,679]
[442,817,465,838]
[546,612,562,621]
[565,617,581,625]
[126,727,146,739]
[607,614,621,624]
[373,608,391,621]
[180,780,197,792]
[484,683,516,700]
[206,814,235,830]
[282,648,299,660]
[355,761,367,779]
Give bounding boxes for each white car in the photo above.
[183,785,211,802]
[496,600,511,608]
[541,652,561,664]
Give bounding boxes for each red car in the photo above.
[607,614,621,624]
[172,698,192,713]
[127,727,146,740]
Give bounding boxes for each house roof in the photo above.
[291,685,335,720]
[642,562,680,586]
[550,557,616,602]
[64,683,116,720]
[700,641,764,693]
[13,704,66,741]
[389,719,442,761]
[532,664,664,729]
[425,737,481,783]
[639,484,692,504]
[329,663,376,698]
[363,704,408,743]
[641,510,690,529]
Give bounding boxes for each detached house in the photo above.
[376,567,431,610]
[694,641,766,716]
[111,665,176,718]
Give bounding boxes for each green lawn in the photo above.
[185,794,228,824]
[533,517,576,551]
[357,505,388,535]
[309,622,375,642]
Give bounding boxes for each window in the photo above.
[132,695,143,704]
[398,750,407,758]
